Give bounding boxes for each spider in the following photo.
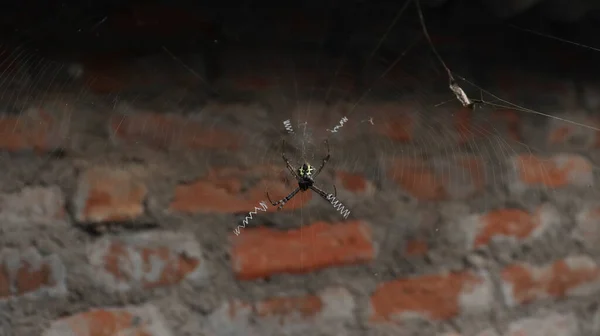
[267,139,337,210]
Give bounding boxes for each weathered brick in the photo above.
[547,114,599,148]
[501,256,600,307]
[335,171,375,195]
[369,270,493,324]
[443,107,523,145]
[204,287,355,335]
[456,204,560,250]
[42,304,173,336]
[508,153,593,193]
[87,231,208,292]
[109,111,240,150]
[404,239,429,256]
[0,186,65,223]
[72,167,147,223]
[388,156,485,201]
[447,107,485,144]
[79,56,127,93]
[505,312,579,336]
[370,103,418,142]
[573,203,600,250]
[0,107,66,153]
[439,330,499,336]
[283,101,349,132]
[491,110,522,142]
[230,220,374,280]
[0,247,66,300]
[454,106,477,145]
[169,165,312,214]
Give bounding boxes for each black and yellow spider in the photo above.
[267,139,337,210]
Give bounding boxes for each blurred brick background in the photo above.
[0,1,600,336]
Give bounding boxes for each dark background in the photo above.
[0,0,599,90]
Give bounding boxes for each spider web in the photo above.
[242,1,600,243]
[3,1,600,335]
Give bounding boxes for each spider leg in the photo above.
[281,140,300,179]
[312,139,330,179]
[310,184,337,202]
[267,187,301,210]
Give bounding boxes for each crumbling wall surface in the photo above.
[0,2,599,334]
[0,51,599,336]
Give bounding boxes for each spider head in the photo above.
[298,163,314,179]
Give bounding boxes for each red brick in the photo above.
[459,204,560,249]
[509,154,593,192]
[0,248,66,300]
[204,287,355,335]
[335,171,374,195]
[454,107,475,144]
[109,112,241,150]
[0,108,65,153]
[388,158,444,201]
[80,56,130,94]
[281,101,349,131]
[370,104,417,142]
[230,220,374,280]
[573,203,600,250]
[73,167,147,223]
[501,256,600,307]
[369,271,493,323]
[505,312,579,336]
[0,186,65,223]
[87,232,208,292]
[448,107,522,145]
[491,109,522,142]
[0,266,10,298]
[546,115,600,148]
[42,304,173,336]
[169,165,312,214]
[405,240,429,256]
[387,156,486,201]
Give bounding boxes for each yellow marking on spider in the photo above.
[298,164,314,177]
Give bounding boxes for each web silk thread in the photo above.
[326,193,351,219]
[327,116,348,133]
[283,119,294,134]
[234,201,269,236]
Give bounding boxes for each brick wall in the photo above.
[1,44,600,336]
